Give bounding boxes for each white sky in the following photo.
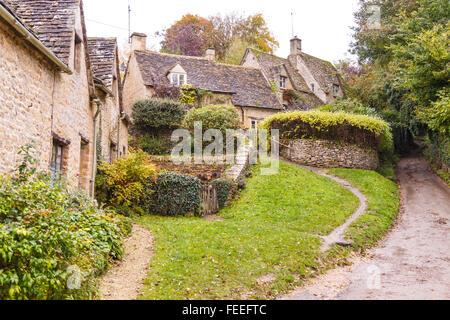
[84,0,360,64]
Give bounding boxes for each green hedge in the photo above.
[0,147,129,300]
[131,98,187,134]
[212,178,233,209]
[183,105,241,135]
[260,110,393,152]
[148,173,201,216]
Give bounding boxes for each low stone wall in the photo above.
[280,139,379,170]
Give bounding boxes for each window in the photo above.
[51,139,65,180]
[333,84,340,97]
[280,76,287,89]
[170,73,187,86]
[251,119,259,129]
[109,142,117,164]
[311,83,315,92]
[78,139,90,189]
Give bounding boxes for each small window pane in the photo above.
[179,74,185,86]
[171,73,178,86]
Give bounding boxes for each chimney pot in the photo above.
[131,32,147,51]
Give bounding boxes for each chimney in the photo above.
[131,32,147,51]
[290,36,302,55]
[205,48,215,61]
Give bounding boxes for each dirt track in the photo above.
[282,148,450,300]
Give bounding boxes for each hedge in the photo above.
[183,105,241,135]
[148,173,201,216]
[259,110,393,152]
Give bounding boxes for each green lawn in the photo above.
[328,169,400,250]
[136,161,360,299]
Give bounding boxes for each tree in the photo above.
[158,14,213,56]
[223,37,253,65]
[234,14,279,54]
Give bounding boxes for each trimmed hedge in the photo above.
[148,173,201,216]
[260,110,393,152]
[183,105,241,135]
[131,98,187,134]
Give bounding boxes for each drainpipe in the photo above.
[117,112,127,159]
[91,99,102,197]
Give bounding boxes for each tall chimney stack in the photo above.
[205,48,215,61]
[131,32,147,51]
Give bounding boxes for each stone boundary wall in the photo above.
[280,139,379,170]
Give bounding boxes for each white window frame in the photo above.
[279,76,287,89]
[169,73,187,87]
[251,119,259,129]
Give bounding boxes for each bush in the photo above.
[95,150,158,210]
[148,173,201,216]
[140,134,173,155]
[131,98,187,134]
[0,146,129,300]
[212,178,233,209]
[260,110,393,152]
[183,105,241,135]
[317,99,380,118]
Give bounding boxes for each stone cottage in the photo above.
[123,33,283,129]
[241,37,345,110]
[0,0,127,194]
[88,37,129,164]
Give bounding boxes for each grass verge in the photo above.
[136,161,359,299]
[328,169,400,250]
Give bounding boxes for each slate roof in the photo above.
[133,50,282,110]
[88,37,116,90]
[298,52,342,94]
[246,49,324,108]
[4,0,79,66]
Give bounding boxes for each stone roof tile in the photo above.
[134,51,282,110]
[88,37,116,89]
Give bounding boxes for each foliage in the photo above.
[317,99,380,118]
[260,110,393,152]
[415,88,450,135]
[183,105,241,135]
[329,169,400,250]
[157,13,279,60]
[223,37,253,65]
[139,134,173,156]
[152,77,181,100]
[136,161,361,299]
[0,145,128,300]
[212,178,233,209]
[158,14,212,56]
[148,173,201,216]
[96,150,158,209]
[179,84,213,107]
[131,98,187,135]
[424,131,450,171]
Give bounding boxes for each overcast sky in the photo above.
[84,0,360,64]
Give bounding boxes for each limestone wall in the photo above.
[0,7,95,192]
[280,139,379,170]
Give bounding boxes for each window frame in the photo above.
[279,76,287,89]
[332,84,340,97]
[169,72,187,87]
[50,139,65,180]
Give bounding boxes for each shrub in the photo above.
[131,98,187,135]
[260,110,393,152]
[148,173,201,216]
[95,150,158,210]
[0,146,128,300]
[140,134,173,155]
[212,178,233,209]
[183,105,241,135]
[317,99,380,118]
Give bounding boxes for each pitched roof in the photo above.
[4,0,79,66]
[246,49,324,108]
[133,50,282,110]
[298,52,341,93]
[88,37,117,89]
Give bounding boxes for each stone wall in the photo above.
[0,7,95,192]
[280,139,379,170]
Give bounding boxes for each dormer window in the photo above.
[280,76,287,89]
[170,73,186,86]
[333,84,340,97]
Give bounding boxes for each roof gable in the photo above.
[134,50,282,110]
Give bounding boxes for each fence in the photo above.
[201,183,218,216]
